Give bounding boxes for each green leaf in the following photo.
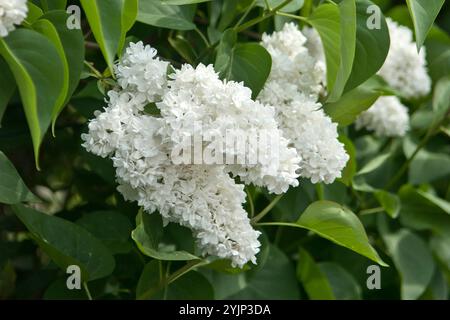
[403,135,450,184]
[356,152,390,176]
[25,1,43,23]
[307,3,341,95]
[343,0,390,92]
[399,187,450,237]
[137,0,196,30]
[77,211,133,254]
[165,271,214,299]
[406,0,445,50]
[228,245,300,299]
[215,29,272,98]
[381,229,434,300]
[260,201,387,266]
[31,19,69,132]
[297,248,335,299]
[425,26,450,83]
[168,34,198,64]
[375,190,400,218]
[119,0,139,54]
[0,151,36,204]
[319,262,362,299]
[132,211,199,261]
[162,0,211,4]
[40,11,85,109]
[338,135,356,186]
[297,201,387,266]
[256,0,305,13]
[40,0,67,11]
[420,266,448,300]
[137,261,213,300]
[80,0,137,73]
[328,0,356,102]
[0,29,65,168]
[0,57,16,126]
[325,75,392,126]
[432,76,450,126]
[136,261,162,299]
[12,204,115,281]
[430,234,450,272]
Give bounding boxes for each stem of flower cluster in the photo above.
[246,188,255,218]
[195,27,211,48]
[234,0,258,30]
[251,194,283,224]
[235,0,295,32]
[276,11,308,23]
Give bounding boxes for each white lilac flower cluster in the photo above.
[0,0,27,37]
[82,42,301,267]
[355,96,409,137]
[378,18,431,100]
[258,23,349,184]
[357,19,431,137]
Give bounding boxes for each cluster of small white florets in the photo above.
[83,42,301,267]
[259,22,325,102]
[0,0,28,37]
[357,19,431,137]
[258,23,349,184]
[355,96,409,137]
[158,63,300,194]
[378,18,431,99]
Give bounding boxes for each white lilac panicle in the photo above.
[158,63,300,194]
[279,95,349,184]
[260,22,326,102]
[84,43,302,267]
[115,41,170,101]
[258,23,348,184]
[82,89,261,267]
[378,18,431,99]
[119,166,261,268]
[356,96,409,137]
[0,0,28,37]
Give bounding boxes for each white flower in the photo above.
[119,166,261,268]
[0,0,28,37]
[260,22,326,102]
[356,96,409,137]
[158,63,300,194]
[259,23,348,184]
[83,43,309,267]
[81,90,147,158]
[115,41,169,101]
[378,19,431,99]
[83,87,261,267]
[278,95,349,184]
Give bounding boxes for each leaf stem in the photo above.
[384,130,433,190]
[275,11,308,22]
[83,60,103,79]
[246,187,255,218]
[194,27,210,48]
[235,0,294,32]
[251,194,283,224]
[234,0,258,30]
[167,259,203,284]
